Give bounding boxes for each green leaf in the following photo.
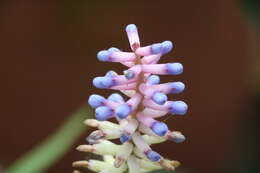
[6,105,92,173]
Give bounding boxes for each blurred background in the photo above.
[0,0,259,173]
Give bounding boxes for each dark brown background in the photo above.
[0,0,251,173]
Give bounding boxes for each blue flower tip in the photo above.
[88,94,105,108]
[115,104,131,119]
[170,82,185,93]
[151,122,168,136]
[173,133,186,143]
[162,40,174,54]
[152,92,168,105]
[92,77,102,88]
[108,93,124,103]
[146,150,162,162]
[105,70,117,77]
[167,63,183,75]
[125,24,137,32]
[124,70,135,80]
[120,133,131,143]
[95,106,113,121]
[93,77,114,89]
[147,75,160,85]
[97,50,111,62]
[170,101,188,115]
[151,43,163,54]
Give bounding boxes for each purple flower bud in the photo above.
[151,121,168,136]
[88,94,106,108]
[166,63,183,75]
[93,77,115,88]
[125,24,137,32]
[169,101,188,115]
[86,130,105,144]
[115,104,131,119]
[123,70,135,80]
[152,92,168,105]
[145,150,162,162]
[169,82,185,93]
[147,75,160,85]
[170,132,186,143]
[151,43,163,54]
[142,63,183,75]
[98,49,135,62]
[108,93,124,103]
[126,24,140,51]
[97,50,111,62]
[95,106,114,121]
[105,70,117,77]
[120,133,132,143]
[161,40,173,54]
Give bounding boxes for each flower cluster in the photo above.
[73,24,188,173]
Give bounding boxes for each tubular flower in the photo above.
[73,24,188,173]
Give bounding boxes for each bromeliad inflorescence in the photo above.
[73,24,188,173]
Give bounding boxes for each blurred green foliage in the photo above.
[240,0,260,24]
[6,106,91,173]
[235,1,260,173]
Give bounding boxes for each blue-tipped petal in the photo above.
[108,47,120,52]
[161,40,173,54]
[97,50,111,62]
[152,92,168,105]
[171,132,186,143]
[169,82,185,94]
[105,70,117,77]
[85,130,104,144]
[169,101,188,115]
[100,77,114,88]
[95,106,113,121]
[147,75,160,85]
[88,94,106,108]
[115,104,131,119]
[151,43,163,54]
[124,70,135,80]
[125,24,137,32]
[108,93,124,103]
[93,77,115,89]
[120,133,131,143]
[92,77,103,88]
[145,150,162,162]
[166,63,183,75]
[151,122,168,136]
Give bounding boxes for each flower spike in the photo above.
[75,24,188,173]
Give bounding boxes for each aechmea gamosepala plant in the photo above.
[73,24,188,173]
